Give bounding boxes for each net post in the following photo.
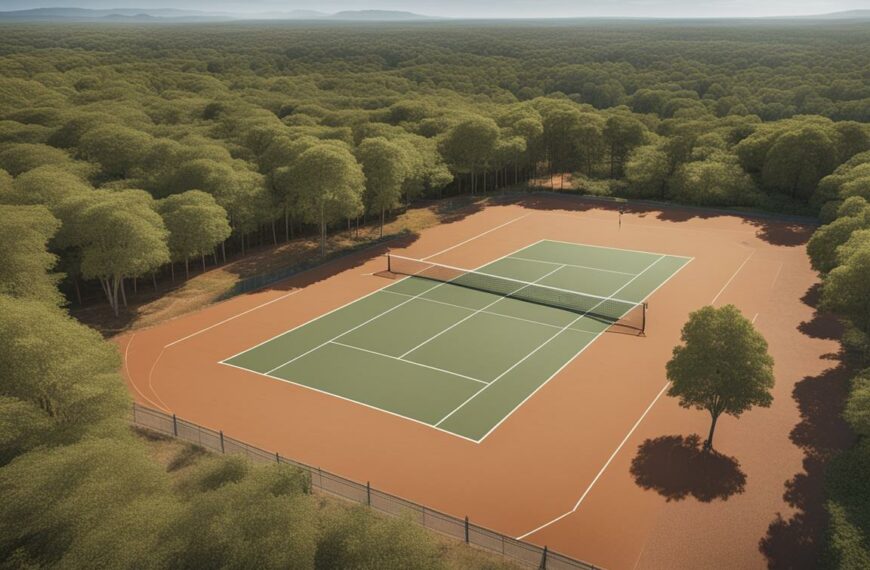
[219,430,225,453]
[387,253,391,273]
[540,545,548,570]
[275,451,280,463]
[464,516,469,543]
[366,481,371,506]
[642,302,648,336]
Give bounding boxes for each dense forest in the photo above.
[0,20,869,568]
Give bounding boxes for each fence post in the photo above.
[366,481,371,506]
[219,430,225,453]
[540,545,548,570]
[275,451,280,463]
[172,413,178,437]
[465,516,469,543]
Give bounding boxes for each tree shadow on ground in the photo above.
[759,362,855,568]
[630,434,747,502]
[510,190,815,246]
[798,284,844,341]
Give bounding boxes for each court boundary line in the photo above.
[380,289,604,334]
[509,255,636,276]
[421,213,531,261]
[220,243,693,444]
[398,264,567,359]
[711,249,756,305]
[435,254,667,429]
[542,238,694,261]
[474,253,692,442]
[256,243,541,376]
[220,224,535,366]
[330,341,489,385]
[220,360,482,444]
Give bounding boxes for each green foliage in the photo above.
[844,370,870,438]
[0,205,63,306]
[807,201,870,274]
[316,507,444,570]
[666,305,775,450]
[357,137,412,235]
[822,240,870,332]
[0,295,128,460]
[158,190,231,275]
[289,144,365,255]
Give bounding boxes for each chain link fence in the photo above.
[131,403,599,570]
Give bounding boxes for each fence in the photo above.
[131,403,599,570]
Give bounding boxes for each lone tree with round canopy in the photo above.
[666,304,775,451]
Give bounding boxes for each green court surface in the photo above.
[222,240,690,442]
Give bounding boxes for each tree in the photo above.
[289,144,365,256]
[0,205,62,306]
[356,137,410,236]
[625,144,670,198]
[58,190,169,315]
[761,126,837,199]
[439,116,499,194]
[0,296,128,461]
[666,305,775,451]
[158,190,231,278]
[603,115,648,178]
[807,200,870,274]
[822,236,870,332]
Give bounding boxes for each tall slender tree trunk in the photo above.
[704,412,720,451]
[271,220,277,245]
[73,276,82,305]
[185,258,190,280]
[120,277,128,309]
[201,254,206,272]
[152,272,158,292]
[284,208,290,241]
[380,207,385,238]
[221,241,226,263]
[320,203,326,257]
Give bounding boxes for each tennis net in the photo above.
[387,254,647,334]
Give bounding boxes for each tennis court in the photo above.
[222,240,690,442]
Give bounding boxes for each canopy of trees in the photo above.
[0,22,867,311]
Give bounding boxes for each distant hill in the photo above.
[799,9,870,20]
[330,10,438,21]
[0,7,435,23]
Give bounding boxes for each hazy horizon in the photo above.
[1,0,867,19]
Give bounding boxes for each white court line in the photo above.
[435,255,666,428]
[220,360,482,445]
[330,341,488,385]
[260,243,538,376]
[220,220,535,365]
[399,264,567,359]
[477,255,693,443]
[516,383,672,540]
[543,238,694,261]
[421,213,531,261]
[123,334,169,412]
[516,253,753,540]
[711,249,756,305]
[509,255,636,276]
[165,289,303,348]
[380,289,602,334]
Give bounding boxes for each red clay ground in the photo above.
[120,195,848,569]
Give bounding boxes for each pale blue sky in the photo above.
[0,0,865,18]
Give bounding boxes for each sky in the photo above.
[0,0,866,18]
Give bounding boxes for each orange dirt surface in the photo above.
[120,195,847,569]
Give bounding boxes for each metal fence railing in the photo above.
[131,403,599,570]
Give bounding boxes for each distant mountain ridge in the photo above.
[0,7,438,22]
[0,7,866,23]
